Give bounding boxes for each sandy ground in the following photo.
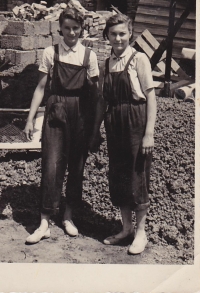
[0,217,182,264]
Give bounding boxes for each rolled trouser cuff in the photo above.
[40,206,60,216]
[133,201,150,212]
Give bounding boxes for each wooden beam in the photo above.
[141,29,188,77]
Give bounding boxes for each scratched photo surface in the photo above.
[0,0,195,265]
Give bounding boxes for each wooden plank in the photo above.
[136,14,195,30]
[138,0,194,10]
[152,71,180,81]
[134,33,195,49]
[0,107,45,113]
[137,6,196,20]
[153,81,164,88]
[142,29,188,77]
[135,35,166,73]
[134,34,194,60]
[170,79,195,93]
[133,23,195,41]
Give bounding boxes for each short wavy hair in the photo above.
[103,13,133,40]
[58,7,84,37]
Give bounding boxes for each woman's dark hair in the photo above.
[103,13,133,40]
[58,7,84,37]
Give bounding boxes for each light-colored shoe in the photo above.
[26,228,50,244]
[62,220,78,237]
[103,231,134,245]
[128,235,148,254]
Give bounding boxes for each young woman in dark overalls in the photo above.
[24,8,103,244]
[103,14,157,254]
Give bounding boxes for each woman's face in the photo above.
[60,18,82,47]
[107,23,132,56]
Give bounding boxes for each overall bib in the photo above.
[103,51,152,211]
[41,45,91,215]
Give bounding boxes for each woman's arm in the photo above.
[24,72,48,140]
[88,77,105,152]
[142,87,157,154]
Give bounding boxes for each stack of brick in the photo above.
[84,11,112,39]
[0,19,111,76]
[0,20,54,67]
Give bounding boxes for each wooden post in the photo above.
[163,0,176,97]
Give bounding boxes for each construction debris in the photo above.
[11,1,103,22]
[174,83,195,102]
[8,1,113,40]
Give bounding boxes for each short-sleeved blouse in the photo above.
[108,46,154,101]
[39,39,99,80]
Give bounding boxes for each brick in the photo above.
[5,49,16,64]
[89,28,98,36]
[0,21,8,35]
[5,49,36,66]
[34,21,50,35]
[1,35,36,50]
[92,22,99,27]
[98,48,107,53]
[50,21,60,34]
[0,49,6,55]
[15,50,36,66]
[98,24,106,30]
[0,15,6,21]
[88,18,93,26]
[36,49,44,65]
[98,18,106,25]
[4,21,35,36]
[91,47,98,53]
[52,34,62,45]
[36,35,52,49]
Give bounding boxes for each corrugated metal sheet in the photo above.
[133,0,196,59]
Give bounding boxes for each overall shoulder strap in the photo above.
[124,50,138,71]
[54,44,59,61]
[83,47,91,67]
[105,58,110,74]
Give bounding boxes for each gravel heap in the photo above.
[0,97,195,264]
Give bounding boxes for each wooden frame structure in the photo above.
[0,107,45,149]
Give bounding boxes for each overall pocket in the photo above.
[48,102,67,125]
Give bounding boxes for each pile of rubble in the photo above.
[8,1,113,39]
[12,1,89,21]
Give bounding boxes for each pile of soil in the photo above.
[0,97,195,264]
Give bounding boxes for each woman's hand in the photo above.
[24,121,34,141]
[142,134,154,154]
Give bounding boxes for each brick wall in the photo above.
[0,19,111,106]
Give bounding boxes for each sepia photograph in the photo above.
[0,0,199,291]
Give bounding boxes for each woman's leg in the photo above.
[135,208,148,237]
[26,213,51,243]
[128,208,148,254]
[104,205,134,245]
[62,149,87,237]
[38,213,50,232]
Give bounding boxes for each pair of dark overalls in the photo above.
[41,45,92,215]
[103,51,152,211]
